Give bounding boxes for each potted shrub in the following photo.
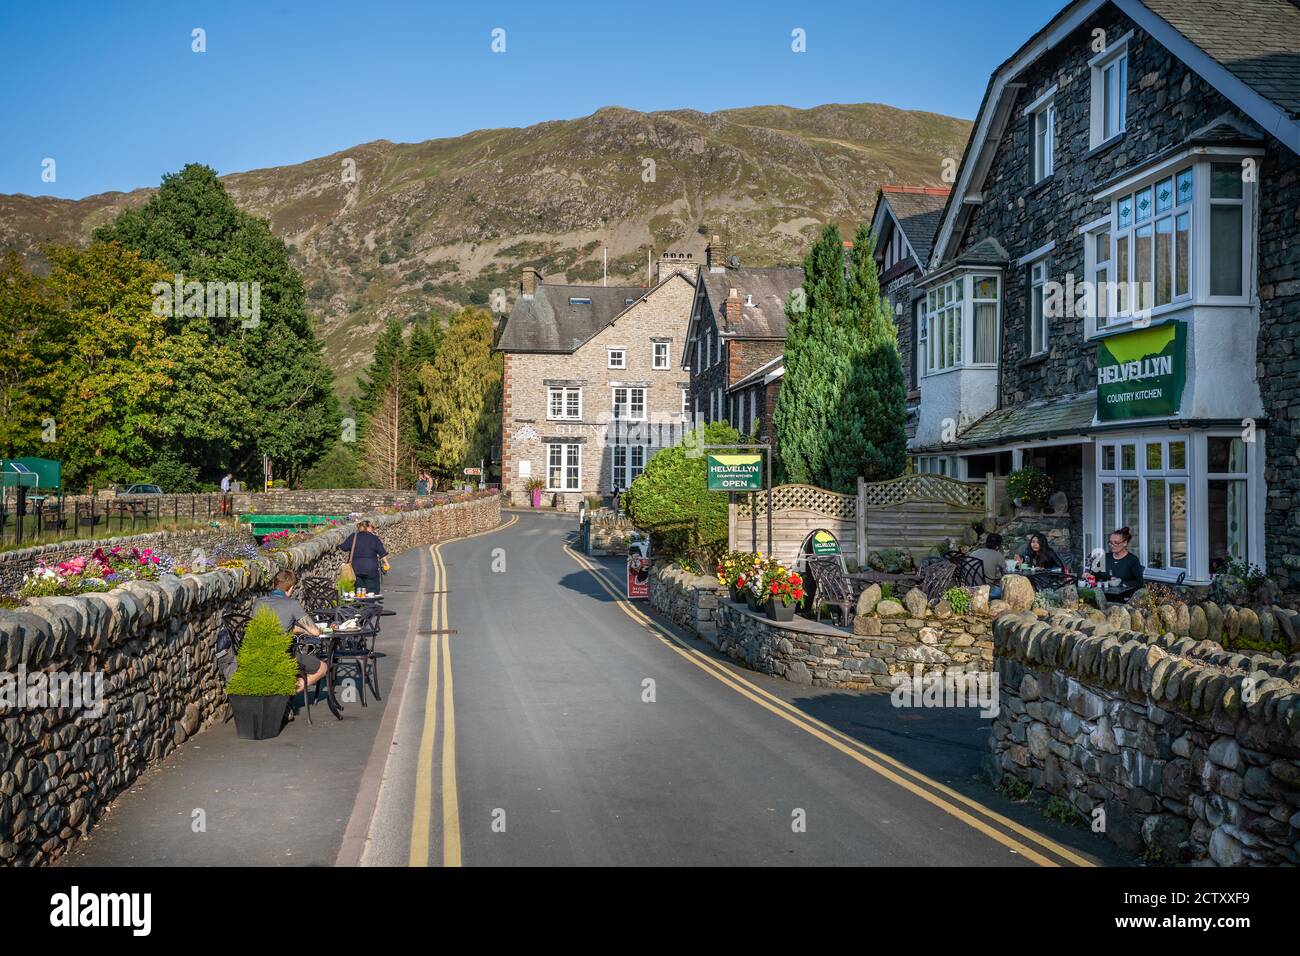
[1006,467,1052,511]
[762,562,805,622]
[525,477,546,508]
[226,605,299,740]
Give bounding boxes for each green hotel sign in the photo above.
[707,453,762,491]
[1096,323,1186,422]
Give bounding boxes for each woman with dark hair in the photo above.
[1018,531,1062,570]
[1105,527,1144,587]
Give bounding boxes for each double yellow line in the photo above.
[564,543,1095,868]
[408,514,518,867]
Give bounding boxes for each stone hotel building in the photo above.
[903,0,1300,586]
[496,257,698,509]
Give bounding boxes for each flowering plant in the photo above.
[761,562,805,608]
[715,550,760,589]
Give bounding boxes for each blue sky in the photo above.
[1,0,1066,198]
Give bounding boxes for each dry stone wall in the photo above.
[0,492,499,867]
[989,611,1300,865]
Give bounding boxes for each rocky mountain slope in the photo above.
[0,102,971,394]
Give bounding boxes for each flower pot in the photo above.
[530,488,542,508]
[766,599,795,622]
[229,694,290,740]
[745,590,759,611]
[729,584,744,604]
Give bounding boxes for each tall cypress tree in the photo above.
[825,227,909,489]
[772,224,851,487]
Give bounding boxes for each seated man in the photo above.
[969,532,1007,599]
[252,568,329,694]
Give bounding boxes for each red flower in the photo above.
[792,588,805,600]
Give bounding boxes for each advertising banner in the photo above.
[1096,323,1186,421]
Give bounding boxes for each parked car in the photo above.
[123,484,163,495]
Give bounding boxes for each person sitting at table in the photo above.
[340,519,389,595]
[252,569,328,694]
[969,533,1007,598]
[1017,531,1063,570]
[1105,526,1144,588]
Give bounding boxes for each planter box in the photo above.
[729,584,745,604]
[766,599,795,622]
[229,694,290,740]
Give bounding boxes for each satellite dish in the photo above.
[727,255,741,269]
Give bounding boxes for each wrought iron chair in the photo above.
[300,576,338,615]
[805,556,854,627]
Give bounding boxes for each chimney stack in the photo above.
[656,251,699,284]
[724,287,742,328]
[706,235,729,273]
[521,267,542,298]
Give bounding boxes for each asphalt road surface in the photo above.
[62,510,1125,867]
[360,511,1123,867]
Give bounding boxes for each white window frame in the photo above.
[916,455,955,476]
[546,386,582,421]
[652,342,670,370]
[920,272,1000,376]
[607,348,626,369]
[613,444,647,489]
[681,388,689,415]
[1029,259,1049,356]
[1023,86,1057,184]
[705,331,713,368]
[1086,155,1256,336]
[547,442,582,492]
[1089,34,1130,149]
[612,386,646,421]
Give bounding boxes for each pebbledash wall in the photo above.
[990,612,1300,865]
[0,492,500,867]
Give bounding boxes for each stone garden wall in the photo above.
[647,565,724,643]
[989,611,1300,865]
[713,584,995,690]
[0,492,500,867]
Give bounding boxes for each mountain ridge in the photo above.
[0,101,971,395]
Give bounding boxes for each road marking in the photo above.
[564,544,1096,868]
[436,542,462,867]
[408,546,442,867]
[407,513,516,866]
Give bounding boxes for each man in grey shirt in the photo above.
[251,569,328,693]
[969,533,1007,597]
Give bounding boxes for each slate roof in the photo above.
[879,186,950,266]
[496,282,646,353]
[1142,0,1300,118]
[700,266,805,338]
[955,392,1098,448]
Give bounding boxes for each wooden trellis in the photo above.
[729,475,988,568]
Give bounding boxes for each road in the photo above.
[60,509,1121,867]
[358,511,1119,867]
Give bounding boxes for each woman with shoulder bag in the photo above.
[340,519,389,595]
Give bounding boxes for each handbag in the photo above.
[339,532,359,586]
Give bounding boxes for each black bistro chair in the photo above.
[805,556,855,627]
[944,551,990,588]
[327,603,384,709]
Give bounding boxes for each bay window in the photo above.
[921,273,999,375]
[547,443,581,492]
[1207,436,1248,568]
[547,386,582,421]
[1085,157,1254,334]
